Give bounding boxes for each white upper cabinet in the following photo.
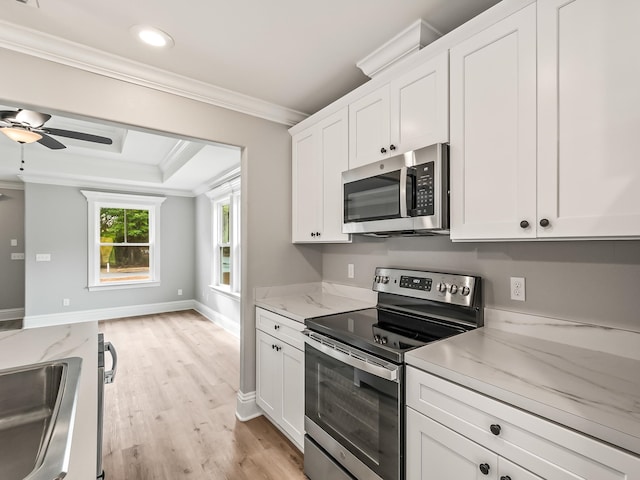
[292,108,351,243]
[349,51,449,169]
[449,4,537,241]
[451,0,640,241]
[537,0,640,238]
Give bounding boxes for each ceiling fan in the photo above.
[0,109,113,150]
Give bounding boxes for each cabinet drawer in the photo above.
[256,307,305,350]
[406,367,640,480]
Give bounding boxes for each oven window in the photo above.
[344,171,402,222]
[305,344,400,480]
[318,364,381,462]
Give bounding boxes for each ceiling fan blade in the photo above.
[44,128,113,145]
[37,133,66,150]
[15,109,51,128]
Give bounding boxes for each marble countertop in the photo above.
[405,309,640,457]
[254,282,377,322]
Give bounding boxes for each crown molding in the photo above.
[0,20,308,127]
[19,173,196,197]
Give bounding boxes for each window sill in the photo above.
[209,285,241,300]
[88,281,160,292]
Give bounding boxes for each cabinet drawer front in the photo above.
[256,307,305,350]
[406,367,640,479]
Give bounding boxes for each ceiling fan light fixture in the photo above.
[131,25,174,48]
[1,127,42,144]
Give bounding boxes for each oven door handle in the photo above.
[303,330,400,382]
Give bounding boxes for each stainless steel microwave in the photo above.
[342,144,449,235]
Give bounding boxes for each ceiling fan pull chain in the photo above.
[19,144,25,172]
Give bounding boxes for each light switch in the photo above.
[10,239,18,247]
[36,253,51,262]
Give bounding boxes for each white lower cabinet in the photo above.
[406,366,640,480]
[407,408,541,480]
[255,308,304,450]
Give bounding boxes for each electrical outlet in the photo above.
[510,277,526,301]
[11,253,24,260]
[348,264,355,279]
[178,289,183,296]
[36,253,51,262]
[63,298,70,307]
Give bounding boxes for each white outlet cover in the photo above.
[348,264,355,279]
[510,277,526,301]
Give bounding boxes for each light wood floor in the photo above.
[99,310,305,480]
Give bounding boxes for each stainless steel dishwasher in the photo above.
[97,333,117,480]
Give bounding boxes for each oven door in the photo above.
[304,331,402,480]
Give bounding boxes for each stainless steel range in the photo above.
[303,267,483,480]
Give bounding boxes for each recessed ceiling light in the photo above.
[130,25,174,49]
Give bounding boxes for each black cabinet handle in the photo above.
[380,147,387,154]
[390,144,396,151]
[539,218,550,227]
[479,463,491,475]
[271,344,276,350]
[490,424,502,436]
[500,476,512,480]
[519,220,529,229]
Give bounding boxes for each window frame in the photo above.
[207,176,241,296]
[82,190,166,291]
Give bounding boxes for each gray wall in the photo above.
[323,235,640,333]
[0,46,323,394]
[24,183,195,315]
[0,187,25,312]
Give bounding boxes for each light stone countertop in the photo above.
[405,309,640,457]
[254,282,377,322]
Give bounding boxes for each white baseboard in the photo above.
[193,301,240,338]
[22,300,194,328]
[0,307,25,321]
[236,390,262,422]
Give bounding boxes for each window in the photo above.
[82,191,166,290]
[207,176,240,295]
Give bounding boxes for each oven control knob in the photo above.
[449,284,458,294]
[461,286,471,296]
[437,282,447,293]
[380,336,388,345]
[375,276,381,283]
[374,334,381,343]
[382,276,389,284]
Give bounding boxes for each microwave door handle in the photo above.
[399,166,408,217]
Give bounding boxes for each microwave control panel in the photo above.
[414,161,435,216]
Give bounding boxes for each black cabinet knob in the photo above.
[519,220,529,229]
[479,463,490,475]
[271,344,276,350]
[500,476,512,480]
[390,144,396,151]
[380,147,387,154]
[539,218,550,227]
[274,325,280,330]
[316,232,321,237]
[490,424,502,436]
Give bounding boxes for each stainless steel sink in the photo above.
[0,358,82,480]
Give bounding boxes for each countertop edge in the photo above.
[405,347,640,458]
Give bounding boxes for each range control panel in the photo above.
[372,267,478,307]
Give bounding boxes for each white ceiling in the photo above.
[0,0,500,194]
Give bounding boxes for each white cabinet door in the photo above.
[406,407,499,480]
[390,51,449,155]
[292,129,322,242]
[255,330,279,419]
[498,458,543,480]
[292,108,350,243]
[279,343,304,447]
[349,86,391,169]
[319,108,350,242]
[537,0,640,238]
[449,4,537,241]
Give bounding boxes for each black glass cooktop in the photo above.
[305,308,467,363]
